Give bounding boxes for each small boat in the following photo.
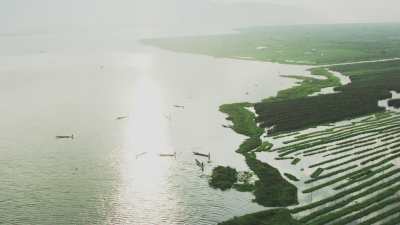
[195,159,205,172]
[159,152,176,157]
[222,124,230,128]
[193,151,210,160]
[116,116,127,120]
[136,152,147,159]
[56,134,74,139]
[173,105,185,109]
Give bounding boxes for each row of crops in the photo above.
[259,112,400,225]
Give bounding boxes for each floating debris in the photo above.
[195,159,205,172]
[159,152,176,158]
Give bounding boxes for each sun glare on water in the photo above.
[126,76,172,155]
[113,55,183,224]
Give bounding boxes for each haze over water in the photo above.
[0,29,314,224]
[2,0,400,224]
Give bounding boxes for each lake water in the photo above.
[0,31,310,224]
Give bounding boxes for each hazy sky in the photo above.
[1,0,400,35]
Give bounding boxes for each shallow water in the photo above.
[0,32,310,224]
[379,91,400,112]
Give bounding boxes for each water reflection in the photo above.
[116,71,181,224]
[0,36,311,224]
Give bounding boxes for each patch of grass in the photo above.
[303,165,358,193]
[380,212,400,225]
[284,173,299,182]
[311,196,400,225]
[219,103,263,137]
[256,59,400,134]
[291,158,301,165]
[334,164,394,190]
[309,154,352,168]
[299,182,400,224]
[209,166,238,191]
[238,137,262,154]
[291,168,400,214]
[246,156,298,207]
[220,103,264,154]
[218,100,300,209]
[255,90,388,134]
[143,23,400,65]
[270,67,340,102]
[233,183,255,192]
[253,141,273,152]
[358,205,400,225]
[310,168,324,178]
[389,99,400,108]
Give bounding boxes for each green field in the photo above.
[256,60,400,134]
[143,23,400,65]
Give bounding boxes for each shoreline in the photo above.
[216,55,400,224]
[142,27,400,223]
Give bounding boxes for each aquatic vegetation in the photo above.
[237,171,254,183]
[293,171,400,214]
[233,183,255,192]
[233,171,256,192]
[291,158,300,165]
[143,23,400,65]
[246,156,298,207]
[238,137,262,154]
[146,23,400,224]
[253,141,273,152]
[255,90,388,134]
[284,173,299,182]
[389,99,400,108]
[309,154,352,168]
[310,168,324,178]
[219,81,400,224]
[219,103,263,137]
[209,166,238,191]
[219,208,302,225]
[334,164,394,190]
[268,67,341,102]
[376,210,400,225]
[219,103,264,153]
[259,112,400,224]
[298,181,400,224]
[218,101,299,207]
[310,196,399,225]
[255,59,400,134]
[360,206,400,225]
